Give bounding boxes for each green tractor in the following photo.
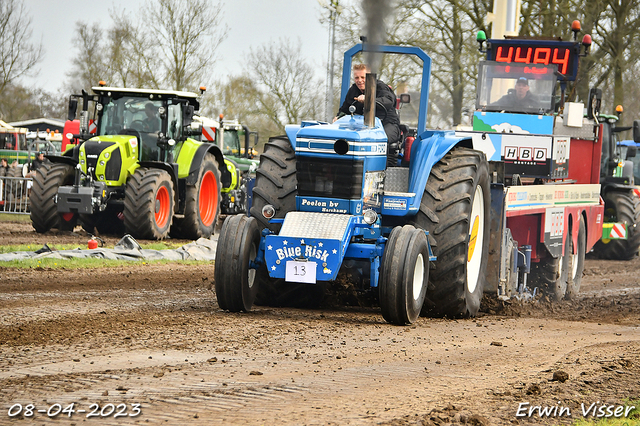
[193,114,258,216]
[29,86,229,240]
[589,99,640,259]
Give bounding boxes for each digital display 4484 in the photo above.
[487,40,580,81]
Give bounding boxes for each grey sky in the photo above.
[22,0,329,92]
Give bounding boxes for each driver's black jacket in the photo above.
[337,80,400,143]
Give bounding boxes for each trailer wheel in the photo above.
[566,218,586,299]
[214,214,260,312]
[379,225,429,325]
[410,148,490,317]
[172,154,221,239]
[593,189,640,260]
[29,163,78,232]
[249,137,297,232]
[530,231,569,301]
[123,168,174,239]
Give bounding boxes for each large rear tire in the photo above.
[379,225,429,325]
[29,163,78,233]
[592,189,640,260]
[172,154,221,239]
[249,137,297,232]
[123,168,174,240]
[410,148,490,317]
[214,215,260,312]
[566,218,586,299]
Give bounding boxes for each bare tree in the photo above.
[67,22,106,92]
[248,38,324,129]
[0,0,44,101]
[145,0,228,91]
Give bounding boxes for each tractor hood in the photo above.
[79,134,139,185]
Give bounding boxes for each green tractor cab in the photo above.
[29,86,230,240]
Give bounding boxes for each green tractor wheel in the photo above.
[124,168,174,240]
[171,154,221,239]
[29,163,78,233]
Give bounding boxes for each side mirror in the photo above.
[587,88,602,119]
[399,93,411,104]
[634,120,640,143]
[183,105,195,127]
[67,98,78,121]
[626,145,637,159]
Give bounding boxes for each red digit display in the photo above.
[488,40,579,80]
[514,47,531,63]
[552,48,569,75]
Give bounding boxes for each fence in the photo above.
[0,176,32,214]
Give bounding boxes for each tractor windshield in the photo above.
[99,97,163,136]
[476,62,558,114]
[223,129,240,155]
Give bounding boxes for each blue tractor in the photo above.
[214,44,488,325]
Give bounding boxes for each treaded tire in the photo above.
[248,137,297,232]
[529,230,569,301]
[29,163,78,232]
[410,148,490,318]
[566,218,586,299]
[214,214,260,312]
[593,190,640,260]
[124,168,174,240]
[172,153,221,239]
[379,225,429,325]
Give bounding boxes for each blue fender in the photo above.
[407,130,472,212]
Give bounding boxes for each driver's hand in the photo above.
[332,116,338,123]
[355,95,365,103]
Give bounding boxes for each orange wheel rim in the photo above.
[155,185,171,228]
[199,170,218,226]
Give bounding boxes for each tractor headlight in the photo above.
[100,160,105,166]
[104,152,110,159]
[262,204,276,219]
[363,209,378,225]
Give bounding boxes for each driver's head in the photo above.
[145,102,157,118]
[515,77,529,99]
[353,63,370,91]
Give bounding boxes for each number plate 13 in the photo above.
[285,260,317,284]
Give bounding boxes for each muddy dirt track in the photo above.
[0,220,639,425]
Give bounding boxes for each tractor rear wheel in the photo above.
[566,218,586,299]
[379,225,429,325]
[249,137,297,232]
[592,189,640,260]
[529,231,569,301]
[410,148,490,317]
[29,163,78,232]
[214,214,260,312]
[172,154,221,239]
[123,168,174,240]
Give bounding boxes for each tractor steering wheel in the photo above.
[130,120,150,132]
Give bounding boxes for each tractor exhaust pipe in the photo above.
[364,73,377,127]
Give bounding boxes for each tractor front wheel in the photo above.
[214,214,260,312]
[124,168,174,240]
[29,163,78,232]
[379,225,429,325]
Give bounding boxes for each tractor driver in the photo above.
[493,77,538,110]
[142,102,160,133]
[334,64,401,164]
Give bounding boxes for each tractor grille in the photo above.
[297,157,363,199]
[105,148,122,181]
[84,141,115,177]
